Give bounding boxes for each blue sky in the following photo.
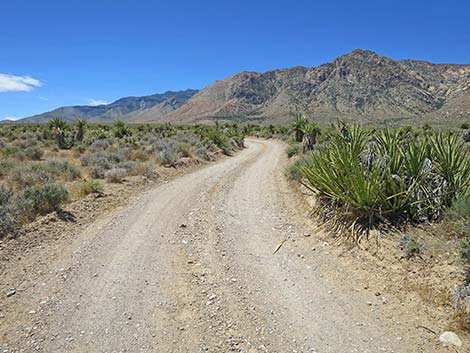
[1,0,469,120]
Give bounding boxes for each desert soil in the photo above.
[0,138,465,352]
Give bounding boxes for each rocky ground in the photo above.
[0,139,467,352]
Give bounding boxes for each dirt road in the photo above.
[1,139,449,352]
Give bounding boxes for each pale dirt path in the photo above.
[1,139,449,352]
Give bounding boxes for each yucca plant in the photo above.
[113,120,131,138]
[292,114,308,142]
[48,118,68,149]
[75,119,87,142]
[430,132,470,201]
[301,123,321,152]
[301,125,470,241]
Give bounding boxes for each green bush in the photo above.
[0,186,19,238]
[104,168,127,183]
[78,180,104,196]
[287,143,302,158]
[286,159,305,181]
[8,160,81,188]
[19,182,69,217]
[446,193,470,220]
[461,238,470,263]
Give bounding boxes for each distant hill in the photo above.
[16,50,470,126]
[17,89,198,124]
[140,49,470,125]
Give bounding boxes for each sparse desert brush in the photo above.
[78,179,104,196]
[0,160,15,177]
[7,160,81,189]
[88,139,111,152]
[104,167,128,183]
[42,160,81,181]
[24,146,44,160]
[0,186,19,238]
[460,238,470,263]
[88,151,123,178]
[195,144,212,161]
[130,149,149,162]
[301,125,470,240]
[18,182,69,218]
[286,142,302,158]
[285,158,305,181]
[399,234,423,259]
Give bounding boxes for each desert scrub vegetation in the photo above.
[0,120,245,238]
[296,125,470,240]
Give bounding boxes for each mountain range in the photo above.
[15,50,470,125]
[17,89,198,124]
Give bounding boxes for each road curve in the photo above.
[1,139,443,352]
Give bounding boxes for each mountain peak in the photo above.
[154,49,470,125]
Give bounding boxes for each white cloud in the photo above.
[89,99,109,106]
[0,73,42,92]
[2,116,21,121]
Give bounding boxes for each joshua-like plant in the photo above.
[48,118,68,149]
[75,119,87,142]
[301,123,321,152]
[292,114,308,143]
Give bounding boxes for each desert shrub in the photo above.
[287,143,302,158]
[1,145,19,158]
[130,149,148,162]
[104,168,127,183]
[24,146,44,160]
[195,145,212,161]
[116,161,145,176]
[72,143,86,158]
[0,186,19,238]
[9,165,51,188]
[461,238,470,263]
[88,139,111,153]
[157,149,179,167]
[0,160,15,177]
[286,159,305,181]
[176,142,193,158]
[78,179,104,196]
[446,194,470,220]
[461,123,469,130]
[88,152,123,178]
[18,182,69,217]
[399,235,423,259]
[8,160,81,188]
[42,160,81,181]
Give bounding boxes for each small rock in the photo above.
[303,233,311,237]
[180,223,187,228]
[439,331,462,347]
[6,289,16,297]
